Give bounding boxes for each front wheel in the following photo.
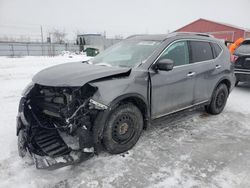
[103,103,143,154]
[205,84,229,115]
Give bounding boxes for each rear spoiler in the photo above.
[225,40,233,47]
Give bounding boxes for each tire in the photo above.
[205,84,229,115]
[18,130,27,157]
[103,103,143,154]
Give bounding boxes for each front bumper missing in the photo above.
[17,118,94,169]
[17,97,95,170]
[33,150,93,170]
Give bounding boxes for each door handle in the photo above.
[187,72,196,77]
[215,65,221,69]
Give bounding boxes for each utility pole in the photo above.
[40,25,44,43]
[40,25,44,56]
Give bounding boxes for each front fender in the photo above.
[90,71,149,107]
[90,72,149,148]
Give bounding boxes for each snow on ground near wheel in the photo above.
[0,56,250,188]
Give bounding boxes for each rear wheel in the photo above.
[205,84,228,115]
[103,103,143,154]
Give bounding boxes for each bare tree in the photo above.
[51,29,66,43]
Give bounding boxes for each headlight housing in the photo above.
[21,82,34,96]
[89,99,108,110]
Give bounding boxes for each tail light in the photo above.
[230,54,239,63]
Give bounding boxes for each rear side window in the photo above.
[211,43,222,57]
[189,41,213,63]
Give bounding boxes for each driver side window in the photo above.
[159,41,189,67]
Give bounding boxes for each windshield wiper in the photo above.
[118,65,130,68]
[82,60,90,64]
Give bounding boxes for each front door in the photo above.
[150,41,195,119]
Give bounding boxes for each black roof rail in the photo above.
[173,32,214,38]
[195,33,213,37]
[125,32,215,41]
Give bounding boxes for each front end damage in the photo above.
[16,83,107,169]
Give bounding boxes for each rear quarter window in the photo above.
[211,43,222,57]
[189,41,213,63]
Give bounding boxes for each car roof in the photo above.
[126,32,214,42]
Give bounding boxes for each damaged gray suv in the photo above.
[17,32,235,169]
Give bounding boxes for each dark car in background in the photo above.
[17,32,235,169]
[233,39,250,86]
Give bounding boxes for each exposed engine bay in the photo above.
[17,83,106,169]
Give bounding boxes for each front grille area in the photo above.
[18,83,98,169]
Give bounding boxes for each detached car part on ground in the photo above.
[17,32,235,169]
[232,39,250,86]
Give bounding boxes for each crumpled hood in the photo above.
[32,62,131,87]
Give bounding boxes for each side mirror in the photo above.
[155,59,174,71]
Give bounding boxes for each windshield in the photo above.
[89,40,161,68]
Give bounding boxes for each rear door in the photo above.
[188,40,216,103]
[150,40,196,118]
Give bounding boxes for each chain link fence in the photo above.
[0,42,80,56]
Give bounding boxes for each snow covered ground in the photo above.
[0,56,250,188]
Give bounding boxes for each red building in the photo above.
[176,18,250,42]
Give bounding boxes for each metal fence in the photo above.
[0,42,80,56]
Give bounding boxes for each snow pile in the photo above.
[60,51,87,58]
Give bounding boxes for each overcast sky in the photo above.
[0,0,250,40]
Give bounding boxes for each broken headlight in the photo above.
[89,99,108,110]
[21,82,34,96]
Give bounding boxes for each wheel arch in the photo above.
[209,77,231,102]
[109,93,150,129]
[206,77,231,115]
[92,93,149,148]
[215,78,231,93]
